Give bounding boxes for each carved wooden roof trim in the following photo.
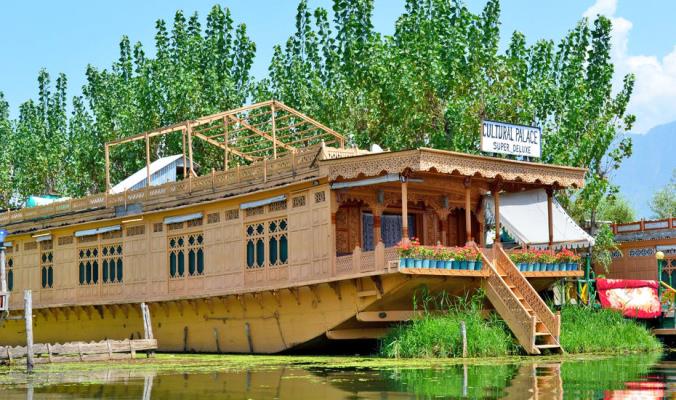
[319,148,586,188]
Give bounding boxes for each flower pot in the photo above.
[546,263,554,271]
[405,258,415,268]
[428,260,436,268]
[569,262,578,271]
[422,259,430,268]
[476,261,483,270]
[460,261,468,270]
[437,260,445,269]
[444,260,453,269]
[528,263,536,272]
[538,263,546,271]
[468,261,476,270]
[399,258,409,268]
[452,260,460,270]
[414,259,423,268]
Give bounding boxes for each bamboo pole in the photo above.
[187,125,194,192]
[547,188,554,249]
[271,102,277,159]
[464,178,472,244]
[182,129,187,179]
[144,133,151,188]
[460,320,467,358]
[494,186,501,246]
[24,290,34,373]
[0,245,6,294]
[104,144,111,192]
[223,117,229,170]
[401,178,409,241]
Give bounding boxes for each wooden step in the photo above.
[534,332,551,336]
[535,344,561,349]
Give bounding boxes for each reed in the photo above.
[379,289,517,358]
[559,305,662,354]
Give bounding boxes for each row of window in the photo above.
[7,214,294,291]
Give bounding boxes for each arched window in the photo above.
[40,241,54,289]
[245,219,288,269]
[168,232,204,278]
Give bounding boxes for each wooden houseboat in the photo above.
[0,101,588,355]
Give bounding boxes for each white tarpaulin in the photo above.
[484,189,594,249]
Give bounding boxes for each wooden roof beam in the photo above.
[226,114,296,153]
[191,131,258,162]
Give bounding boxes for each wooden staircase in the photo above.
[478,246,563,355]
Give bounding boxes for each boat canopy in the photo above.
[484,189,594,250]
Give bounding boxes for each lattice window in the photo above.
[168,222,184,231]
[78,246,99,286]
[207,213,220,224]
[225,209,239,220]
[101,230,122,240]
[245,206,265,217]
[153,223,163,233]
[126,225,145,236]
[245,218,288,269]
[24,242,37,251]
[268,200,287,212]
[314,191,326,203]
[40,241,54,289]
[169,233,204,278]
[102,243,123,284]
[7,254,13,292]
[292,195,306,208]
[58,236,74,246]
[187,218,203,228]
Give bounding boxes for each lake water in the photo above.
[0,352,672,399]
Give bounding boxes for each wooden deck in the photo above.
[0,338,157,364]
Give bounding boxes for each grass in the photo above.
[559,305,662,354]
[379,287,663,358]
[379,290,517,358]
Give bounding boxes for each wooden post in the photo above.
[104,144,111,192]
[373,211,382,247]
[464,177,472,244]
[460,320,467,358]
[271,102,277,159]
[24,290,34,373]
[187,125,194,192]
[493,184,501,246]
[0,245,6,294]
[223,117,229,170]
[401,178,409,241]
[546,188,554,249]
[141,303,154,340]
[145,133,151,188]
[182,129,187,178]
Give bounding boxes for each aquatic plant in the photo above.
[559,306,662,354]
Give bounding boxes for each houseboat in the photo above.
[0,101,591,355]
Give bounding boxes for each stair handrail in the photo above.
[477,247,538,354]
[495,246,560,339]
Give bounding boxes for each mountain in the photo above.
[612,121,676,218]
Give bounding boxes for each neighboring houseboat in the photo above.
[0,101,590,354]
[605,218,676,281]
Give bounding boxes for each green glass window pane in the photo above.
[178,237,184,247]
[256,239,265,267]
[110,261,116,282]
[85,249,91,257]
[116,245,122,254]
[93,249,98,257]
[246,241,254,268]
[117,259,123,282]
[103,247,108,256]
[280,220,287,231]
[170,238,176,248]
[197,249,204,275]
[48,252,53,262]
[8,259,12,268]
[42,267,47,288]
[79,250,84,258]
[93,261,99,284]
[189,236,195,245]
[269,237,278,265]
[79,263,85,285]
[178,250,185,276]
[102,260,109,283]
[197,235,203,245]
[86,261,92,284]
[188,250,196,275]
[269,222,277,232]
[280,235,288,263]
[42,253,47,263]
[256,224,264,234]
[47,267,53,288]
[8,270,13,291]
[247,226,254,236]
[170,253,177,277]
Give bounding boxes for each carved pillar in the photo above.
[401,178,409,242]
[464,177,473,245]
[492,181,502,247]
[546,187,554,249]
[330,191,339,276]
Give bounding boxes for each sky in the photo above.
[0,0,675,133]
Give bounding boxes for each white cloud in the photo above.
[584,0,676,133]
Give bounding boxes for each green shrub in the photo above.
[559,306,662,353]
[379,290,517,358]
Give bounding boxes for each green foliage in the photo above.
[0,1,635,211]
[592,224,621,273]
[559,306,661,354]
[650,169,676,219]
[379,290,516,358]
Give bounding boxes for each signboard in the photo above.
[481,120,541,158]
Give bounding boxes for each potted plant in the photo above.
[396,238,419,268]
[466,247,477,271]
[417,246,434,268]
[454,248,467,270]
[542,251,556,271]
[439,247,454,269]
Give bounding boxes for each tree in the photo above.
[650,169,676,219]
[597,195,636,224]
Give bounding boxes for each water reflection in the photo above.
[0,353,670,399]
